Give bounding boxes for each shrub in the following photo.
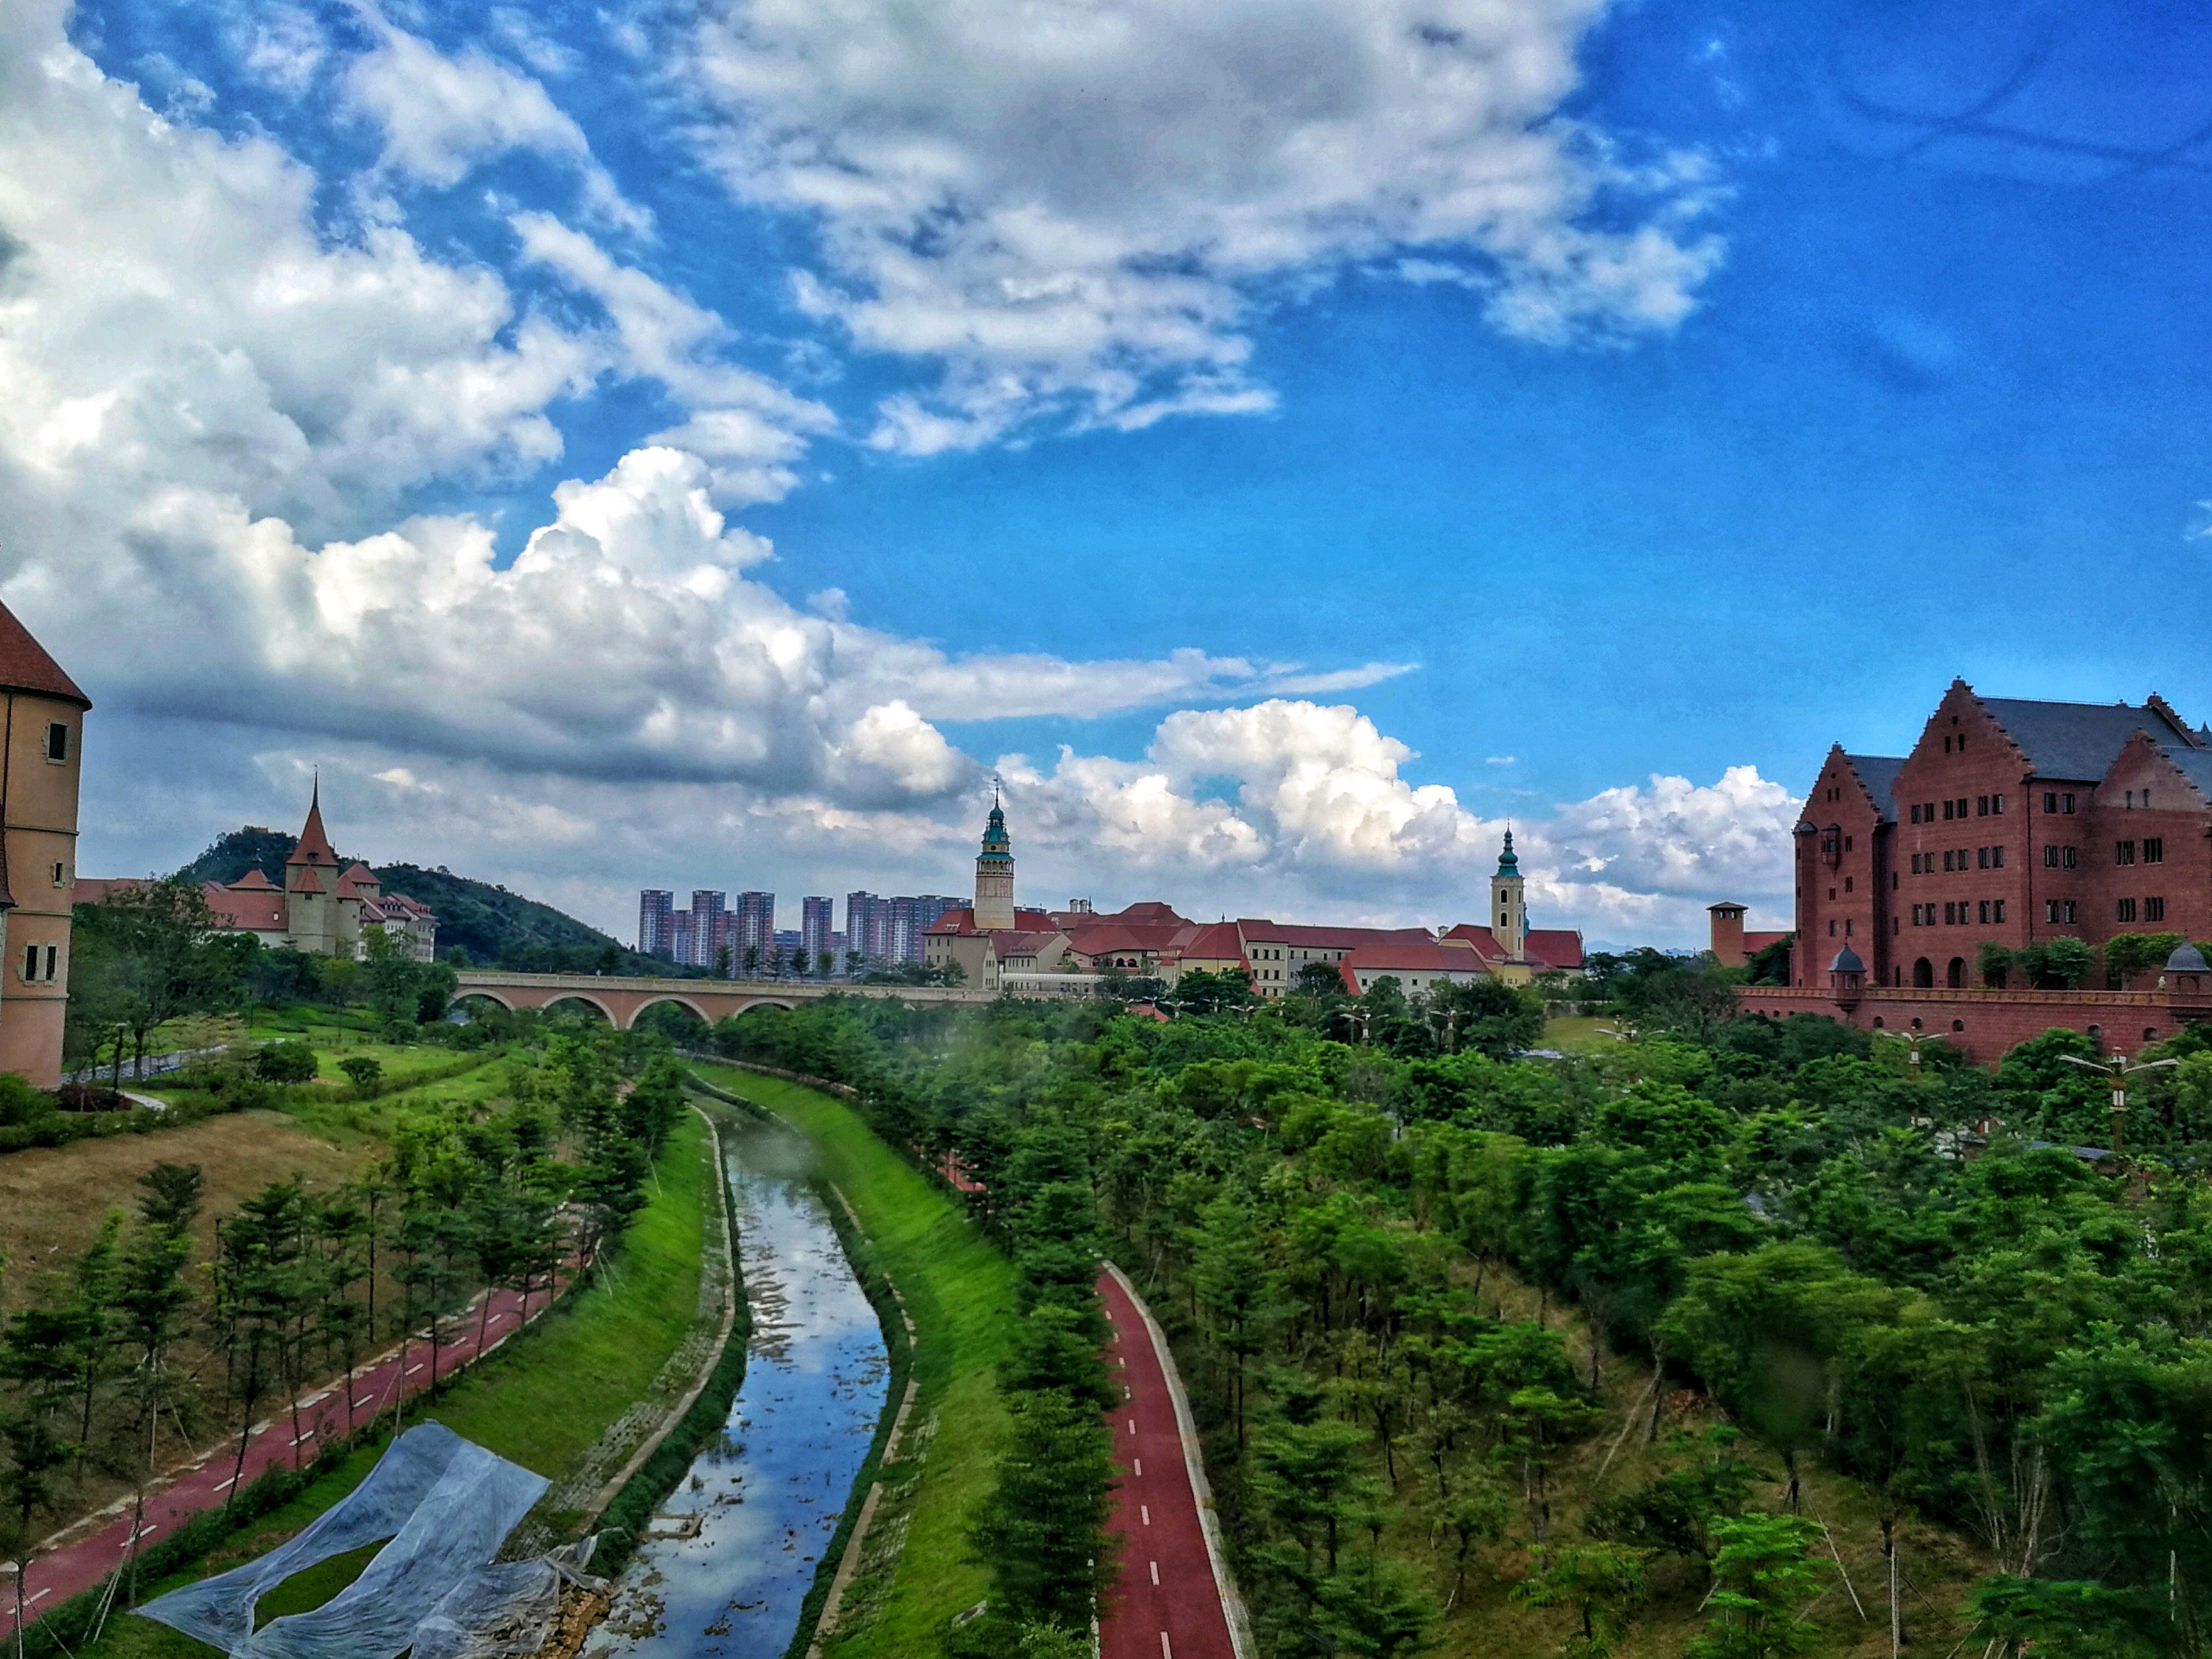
[254,1040,319,1083]
[338,1055,384,1090]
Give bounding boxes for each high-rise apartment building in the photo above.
[801,896,833,967]
[638,889,675,958]
[888,894,961,965]
[734,891,776,969]
[669,910,695,968]
[691,890,728,967]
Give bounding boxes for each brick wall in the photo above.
[1736,984,2199,1065]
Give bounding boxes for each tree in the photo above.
[1190,1197,1270,1447]
[255,1040,318,1083]
[1295,959,1349,1000]
[339,1054,383,1091]
[970,1387,1118,1633]
[1687,1514,1823,1659]
[66,880,240,1080]
[1512,1543,1651,1655]
[1430,975,1545,1059]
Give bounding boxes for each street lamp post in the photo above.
[2059,1050,2180,1156]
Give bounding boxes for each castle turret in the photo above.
[284,778,346,955]
[974,790,1016,932]
[0,602,88,1087]
[1490,828,1526,960]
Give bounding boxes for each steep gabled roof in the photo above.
[288,782,338,867]
[1978,695,2199,782]
[0,601,89,709]
[1841,754,1905,824]
[1169,922,1247,962]
[228,868,276,891]
[1526,929,1585,970]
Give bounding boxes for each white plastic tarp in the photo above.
[139,1422,552,1659]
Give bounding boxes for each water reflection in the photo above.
[588,1121,888,1658]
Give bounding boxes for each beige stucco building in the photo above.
[0,605,88,1086]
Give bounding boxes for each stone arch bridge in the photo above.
[453,970,990,1032]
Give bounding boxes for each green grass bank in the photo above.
[689,1064,1020,1659]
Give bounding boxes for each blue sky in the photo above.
[9,0,2210,945]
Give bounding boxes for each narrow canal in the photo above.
[588,1119,888,1658]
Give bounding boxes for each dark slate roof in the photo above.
[2161,746,2212,801]
[1980,697,2197,781]
[1843,754,1905,823]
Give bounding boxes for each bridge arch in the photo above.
[452,989,516,1014]
[543,992,616,1026]
[627,995,716,1033]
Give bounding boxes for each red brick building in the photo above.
[1794,681,2212,991]
[1750,681,2212,1060]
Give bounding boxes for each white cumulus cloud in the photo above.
[677,0,1725,449]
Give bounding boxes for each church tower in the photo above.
[1490,827,1526,960]
[974,790,1016,932]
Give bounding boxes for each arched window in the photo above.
[1871,1016,1885,1029]
[1913,958,1933,988]
[2146,1026,2160,1043]
[1952,1019,1965,1032]
[1947,957,1966,989]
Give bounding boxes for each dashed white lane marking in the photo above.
[405,1363,425,1377]
[1150,1560,1160,1585]
[1160,1633,1172,1658]
[352,1395,378,1409]
[1141,1505,1151,1525]
[1128,1418,1136,1433]
[1133,1458,1143,1476]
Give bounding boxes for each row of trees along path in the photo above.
[4,1037,691,1641]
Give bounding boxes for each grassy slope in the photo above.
[694,1066,1020,1658]
[77,1110,710,1658]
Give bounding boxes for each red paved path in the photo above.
[1098,1268,1239,1659]
[2,1282,550,1638]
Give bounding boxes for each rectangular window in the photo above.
[2118,897,2139,923]
[2147,897,2166,922]
[1977,846,1989,870]
[1910,804,1922,824]
[1845,835,1854,851]
[1978,900,1990,924]
[2065,900,2079,925]
[1992,845,2006,868]
[1924,801,1935,821]
[42,722,67,763]
[2046,900,2061,924]
[2045,845,2059,868]
[20,945,33,982]
[1993,793,2004,814]
[2065,793,2076,814]
[1845,876,1854,892]
[1943,799,1954,821]
[1941,903,1952,925]
[1845,920,1853,936]
[1958,798,1969,818]
[1994,900,2006,923]
[2145,837,2164,863]
[44,946,56,982]
[1910,904,1921,925]
[1977,795,1989,816]
[1828,919,1836,936]
[2117,841,2136,866]
[1942,850,1954,872]
[2045,791,2058,813]
[2063,846,2078,869]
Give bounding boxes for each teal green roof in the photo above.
[1493,827,1520,877]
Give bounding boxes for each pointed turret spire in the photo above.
[1495,824,1520,877]
[288,773,338,868]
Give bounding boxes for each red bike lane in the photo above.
[1097,1266,1245,1659]
[1,1283,546,1638]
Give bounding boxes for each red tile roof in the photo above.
[291,864,324,894]
[1443,922,1585,972]
[995,930,1062,956]
[288,785,338,867]
[1340,939,1486,974]
[204,880,286,933]
[1237,919,1436,949]
[924,906,1056,936]
[1169,922,1246,963]
[229,868,276,890]
[0,601,88,709]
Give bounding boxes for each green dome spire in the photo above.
[1495,826,1520,877]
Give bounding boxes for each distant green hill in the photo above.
[173,828,678,975]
